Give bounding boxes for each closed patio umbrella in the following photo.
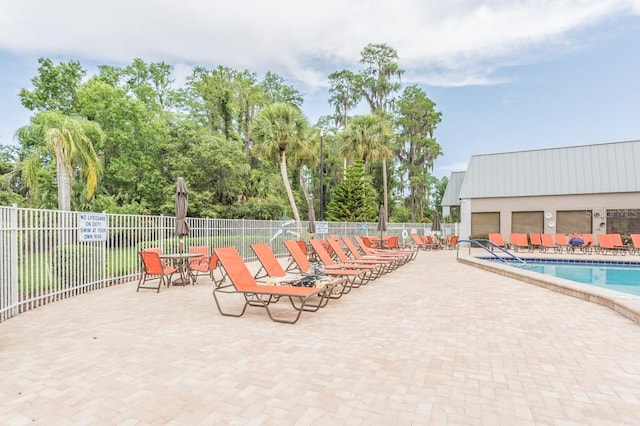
[175,177,189,252]
[431,211,441,235]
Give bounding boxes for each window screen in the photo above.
[511,211,543,233]
[471,212,500,236]
[606,209,640,234]
[556,210,592,234]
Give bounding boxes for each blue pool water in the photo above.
[491,259,640,296]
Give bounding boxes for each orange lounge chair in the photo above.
[325,237,393,275]
[383,235,399,249]
[528,233,543,252]
[446,235,458,249]
[508,233,529,252]
[629,234,640,255]
[566,233,593,254]
[352,236,417,263]
[310,239,383,280]
[283,239,369,291]
[411,234,429,250]
[425,235,442,250]
[540,233,560,253]
[187,245,225,285]
[581,234,597,254]
[488,233,506,250]
[609,233,630,254]
[137,250,176,293]
[555,233,571,253]
[597,234,627,256]
[251,243,300,282]
[341,236,402,271]
[251,243,347,298]
[212,246,339,324]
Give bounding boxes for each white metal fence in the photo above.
[0,205,457,322]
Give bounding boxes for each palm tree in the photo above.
[251,103,309,222]
[16,111,104,211]
[339,114,393,214]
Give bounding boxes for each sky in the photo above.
[1,0,639,178]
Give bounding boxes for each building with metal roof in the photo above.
[441,171,465,219]
[451,140,640,242]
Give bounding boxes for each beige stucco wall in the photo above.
[459,192,639,242]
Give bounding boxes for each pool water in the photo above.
[520,261,640,296]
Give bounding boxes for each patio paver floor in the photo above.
[1,249,640,425]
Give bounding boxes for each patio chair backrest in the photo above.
[296,240,309,256]
[353,236,375,255]
[213,247,260,292]
[325,238,351,262]
[342,237,365,258]
[139,250,165,275]
[362,236,373,248]
[251,243,287,277]
[598,234,613,249]
[488,233,505,247]
[609,233,625,247]
[209,252,219,270]
[529,233,542,246]
[582,233,597,246]
[555,233,569,245]
[188,246,211,271]
[386,235,398,249]
[309,239,338,267]
[541,233,555,247]
[284,239,311,272]
[631,234,640,248]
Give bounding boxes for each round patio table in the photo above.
[159,253,203,286]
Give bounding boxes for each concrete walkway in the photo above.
[1,250,640,425]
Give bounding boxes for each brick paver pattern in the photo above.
[1,250,640,425]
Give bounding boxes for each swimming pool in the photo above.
[494,259,640,296]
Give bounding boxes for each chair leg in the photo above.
[137,273,162,293]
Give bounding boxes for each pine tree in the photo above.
[326,160,377,221]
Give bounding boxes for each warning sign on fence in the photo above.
[77,213,108,242]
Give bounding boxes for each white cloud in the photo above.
[0,0,638,90]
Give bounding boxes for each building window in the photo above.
[557,210,592,234]
[512,211,543,233]
[471,212,500,236]
[606,209,640,234]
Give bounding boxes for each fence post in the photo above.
[102,211,108,288]
[241,218,246,258]
[8,204,19,318]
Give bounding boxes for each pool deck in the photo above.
[459,247,640,326]
[2,249,640,424]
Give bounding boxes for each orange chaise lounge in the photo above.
[212,246,340,324]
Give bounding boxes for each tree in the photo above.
[328,70,361,129]
[357,43,404,217]
[339,114,393,211]
[251,103,310,222]
[0,145,23,206]
[76,76,169,212]
[19,58,86,114]
[325,160,377,221]
[395,85,442,221]
[260,71,304,107]
[16,111,104,211]
[358,43,404,114]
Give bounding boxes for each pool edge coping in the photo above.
[458,255,640,325]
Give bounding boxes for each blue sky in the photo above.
[1,0,639,178]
